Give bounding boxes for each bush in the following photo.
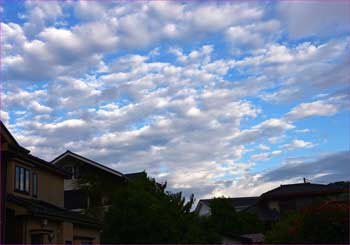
[265,201,350,244]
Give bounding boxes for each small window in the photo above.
[15,166,30,194]
[32,173,38,197]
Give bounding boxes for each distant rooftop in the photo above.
[260,182,348,200]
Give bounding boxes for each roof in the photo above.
[51,150,125,178]
[199,196,259,209]
[1,120,30,153]
[1,121,70,177]
[260,182,347,200]
[7,194,101,227]
[125,171,146,180]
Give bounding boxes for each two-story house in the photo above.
[51,150,144,215]
[51,150,128,213]
[1,121,101,244]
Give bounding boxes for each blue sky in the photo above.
[1,1,349,199]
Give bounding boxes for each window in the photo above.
[32,173,38,197]
[15,166,30,194]
[65,165,80,179]
[65,241,72,245]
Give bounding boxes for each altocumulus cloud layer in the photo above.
[1,1,350,199]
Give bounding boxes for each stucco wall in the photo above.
[7,158,64,208]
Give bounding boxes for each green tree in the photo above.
[265,201,350,244]
[208,197,264,237]
[99,173,220,244]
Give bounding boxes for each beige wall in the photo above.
[7,202,100,244]
[74,225,101,244]
[7,158,64,208]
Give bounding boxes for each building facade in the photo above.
[51,150,128,213]
[1,121,101,244]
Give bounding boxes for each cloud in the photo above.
[285,95,349,120]
[282,139,315,150]
[251,150,282,161]
[30,101,53,114]
[231,119,294,145]
[2,1,349,201]
[277,1,350,39]
[261,151,350,183]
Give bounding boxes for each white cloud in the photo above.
[282,139,315,150]
[0,111,9,124]
[231,118,294,146]
[30,101,53,114]
[285,100,339,121]
[258,144,270,150]
[251,150,282,161]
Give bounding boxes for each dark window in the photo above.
[65,241,72,245]
[64,190,88,209]
[15,166,30,194]
[32,173,38,197]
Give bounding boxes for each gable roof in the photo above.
[51,150,125,178]
[199,196,259,209]
[1,121,29,153]
[1,121,70,177]
[260,182,347,200]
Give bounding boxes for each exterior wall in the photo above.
[73,225,101,244]
[6,158,64,208]
[61,222,74,244]
[25,218,61,244]
[64,178,76,191]
[6,202,100,244]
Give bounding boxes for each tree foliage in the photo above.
[207,197,264,237]
[265,201,350,244]
[100,173,220,244]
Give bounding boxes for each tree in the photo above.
[207,197,264,237]
[265,200,350,244]
[99,173,220,244]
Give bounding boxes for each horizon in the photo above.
[1,1,349,201]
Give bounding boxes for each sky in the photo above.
[1,0,350,201]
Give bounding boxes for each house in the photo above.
[51,150,143,213]
[51,150,127,212]
[255,182,349,222]
[0,121,101,244]
[195,197,258,216]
